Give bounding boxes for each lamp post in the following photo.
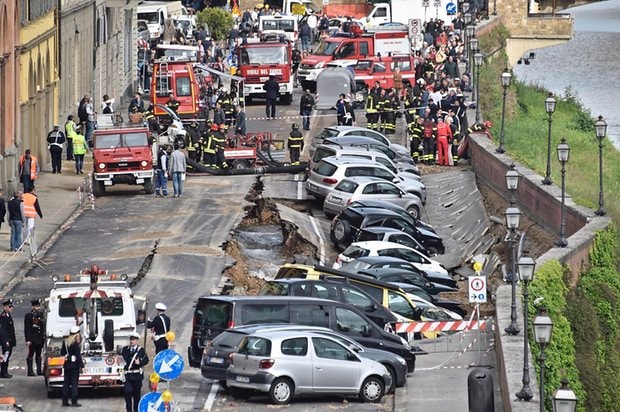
[465,22,474,76]
[515,252,535,401]
[553,378,577,412]
[556,138,570,247]
[469,35,478,95]
[595,115,607,216]
[496,68,512,153]
[542,92,556,185]
[534,306,554,412]
[474,52,483,123]
[504,164,521,335]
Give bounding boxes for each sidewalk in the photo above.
[0,157,93,293]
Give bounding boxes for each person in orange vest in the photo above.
[18,150,39,193]
[435,116,453,166]
[22,187,43,253]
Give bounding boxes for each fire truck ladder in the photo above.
[157,62,172,96]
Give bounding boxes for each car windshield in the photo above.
[312,161,338,176]
[239,46,289,65]
[94,132,149,149]
[316,128,339,140]
[342,245,370,259]
[259,282,288,296]
[138,12,158,24]
[212,330,247,349]
[261,18,295,32]
[313,40,340,56]
[59,297,124,317]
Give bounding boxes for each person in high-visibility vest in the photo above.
[72,131,88,174]
[18,150,39,193]
[22,188,43,251]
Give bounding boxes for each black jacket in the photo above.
[24,310,45,346]
[263,78,280,100]
[0,197,5,223]
[0,311,16,348]
[121,345,149,380]
[7,197,21,222]
[61,339,83,370]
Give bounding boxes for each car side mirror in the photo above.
[361,324,372,337]
[414,307,424,320]
[425,282,432,289]
[392,178,399,184]
[366,303,377,312]
[347,351,358,361]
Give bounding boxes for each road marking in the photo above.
[204,381,219,411]
[309,215,325,266]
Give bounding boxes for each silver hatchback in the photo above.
[226,330,392,405]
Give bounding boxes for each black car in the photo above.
[348,199,436,234]
[391,282,466,317]
[339,255,457,288]
[358,268,457,296]
[201,324,408,392]
[259,278,398,329]
[330,206,445,255]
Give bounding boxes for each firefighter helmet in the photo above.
[292,123,299,130]
[210,124,219,131]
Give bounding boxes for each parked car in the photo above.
[333,241,448,277]
[390,281,465,316]
[258,278,399,329]
[313,126,410,159]
[340,255,456,288]
[201,324,408,392]
[187,295,417,372]
[306,157,426,202]
[356,267,457,296]
[322,135,415,166]
[396,290,463,321]
[348,199,435,234]
[355,227,428,255]
[330,206,444,254]
[323,177,424,219]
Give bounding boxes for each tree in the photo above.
[196,7,235,41]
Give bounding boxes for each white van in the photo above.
[258,14,299,43]
[137,1,188,43]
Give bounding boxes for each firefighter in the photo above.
[403,87,418,132]
[408,117,425,163]
[0,299,15,378]
[121,332,149,412]
[143,105,160,135]
[365,90,379,131]
[288,123,304,165]
[422,114,437,165]
[447,111,461,165]
[435,116,453,166]
[382,89,398,135]
[186,122,201,163]
[24,299,45,376]
[213,124,228,169]
[201,124,218,167]
[220,91,235,129]
[147,303,170,354]
[376,89,389,133]
[166,92,180,114]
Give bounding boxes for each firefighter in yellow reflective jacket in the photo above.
[408,117,424,163]
[186,122,201,163]
[288,123,304,165]
[201,124,218,167]
[376,89,389,133]
[403,88,418,131]
[213,124,228,169]
[365,91,379,131]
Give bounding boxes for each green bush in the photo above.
[196,7,234,41]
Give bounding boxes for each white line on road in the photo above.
[204,381,219,411]
[309,215,325,266]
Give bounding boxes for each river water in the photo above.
[512,0,620,149]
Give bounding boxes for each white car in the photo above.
[333,240,448,277]
[313,126,410,160]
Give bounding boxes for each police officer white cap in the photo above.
[155,302,167,311]
[70,326,80,334]
[129,332,140,339]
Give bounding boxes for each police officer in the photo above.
[147,303,171,354]
[24,299,45,376]
[61,326,83,407]
[166,92,180,114]
[288,124,304,165]
[122,332,149,412]
[0,299,16,378]
[47,124,66,174]
[365,90,379,131]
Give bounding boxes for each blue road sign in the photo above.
[153,349,185,381]
[139,392,164,412]
[446,2,457,14]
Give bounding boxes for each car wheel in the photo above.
[268,377,294,405]
[406,205,420,219]
[331,220,351,246]
[229,386,252,400]
[359,376,384,403]
[384,365,396,393]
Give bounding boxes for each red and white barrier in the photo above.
[394,319,487,334]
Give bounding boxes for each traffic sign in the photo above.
[433,0,441,7]
[139,392,164,412]
[446,2,457,14]
[468,276,487,303]
[422,0,430,7]
[153,349,185,381]
[408,19,421,37]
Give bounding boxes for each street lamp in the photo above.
[504,204,521,336]
[595,115,607,216]
[469,35,478,91]
[556,138,570,247]
[465,19,474,75]
[542,93,557,185]
[515,252,535,401]
[553,378,577,412]
[496,68,512,153]
[534,306,554,412]
[474,52,483,123]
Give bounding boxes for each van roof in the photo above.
[197,295,343,304]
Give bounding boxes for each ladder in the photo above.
[157,62,171,96]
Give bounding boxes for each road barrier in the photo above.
[394,319,488,334]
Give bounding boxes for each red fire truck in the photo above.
[237,37,294,105]
[151,44,201,118]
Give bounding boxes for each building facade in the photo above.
[0,1,20,191]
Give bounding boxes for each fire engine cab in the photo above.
[43,265,148,397]
[354,54,417,91]
[151,44,201,118]
[237,37,294,105]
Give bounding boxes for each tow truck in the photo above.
[237,36,294,105]
[43,265,148,397]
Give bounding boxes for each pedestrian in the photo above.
[336,94,346,125]
[169,145,187,198]
[422,115,437,164]
[299,21,311,52]
[299,90,315,130]
[77,96,88,130]
[47,124,66,174]
[343,99,356,126]
[61,325,83,407]
[288,123,304,165]
[147,303,171,354]
[122,332,149,412]
[84,97,96,147]
[408,117,425,163]
[234,105,246,137]
[101,94,115,114]
[213,102,226,125]
[18,149,39,193]
[128,93,145,114]
[0,299,16,378]
[263,75,279,120]
[24,299,45,376]
[166,92,180,114]
[155,146,169,198]
[7,191,22,252]
[65,115,78,161]
[72,130,88,174]
[307,11,318,43]
[393,67,403,98]
[0,188,5,233]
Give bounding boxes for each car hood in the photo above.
[359,348,404,364]
[301,55,331,65]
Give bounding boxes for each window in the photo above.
[371,167,395,180]
[375,158,397,173]
[312,147,336,164]
[388,292,416,319]
[59,298,124,317]
[335,307,371,337]
[392,60,412,72]
[379,247,423,263]
[281,337,308,356]
[238,336,271,357]
[389,234,419,250]
[175,77,191,96]
[368,182,401,195]
[239,46,288,65]
[333,179,359,194]
[342,245,370,260]
[375,7,388,17]
[338,43,355,58]
[342,286,374,308]
[290,304,329,327]
[260,282,289,296]
[359,42,369,57]
[240,304,288,324]
[381,218,415,234]
[356,230,381,242]
[355,60,372,71]
[313,161,338,176]
[312,284,340,301]
[195,300,232,328]
[94,132,149,149]
[312,337,356,361]
[350,283,383,303]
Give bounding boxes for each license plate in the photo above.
[307,182,317,190]
[85,367,110,374]
[235,375,250,383]
[330,196,342,204]
[208,357,224,364]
